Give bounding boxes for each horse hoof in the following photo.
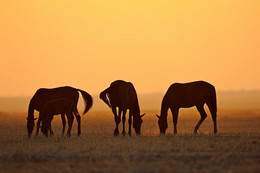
[122,132,126,136]
[114,132,119,136]
[114,129,119,136]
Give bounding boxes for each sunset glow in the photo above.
[0,0,259,96]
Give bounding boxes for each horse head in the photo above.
[26,117,37,137]
[155,114,167,134]
[133,113,145,135]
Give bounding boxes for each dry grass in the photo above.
[0,110,260,173]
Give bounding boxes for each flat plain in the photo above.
[0,109,259,173]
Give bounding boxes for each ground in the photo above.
[0,109,259,173]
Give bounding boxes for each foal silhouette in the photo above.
[156,81,217,134]
[41,98,78,137]
[100,80,145,136]
[27,86,92,137]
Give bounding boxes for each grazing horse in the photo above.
[100,80,145,136]
[156,81,217,134]
[27,86,93,137]
[41,98,77,137]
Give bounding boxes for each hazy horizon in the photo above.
[1,90,260,113]
[1,88,260,98]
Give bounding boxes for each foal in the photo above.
[40,98,79,137]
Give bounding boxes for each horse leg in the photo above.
[50,129,54,136]
[112,107,120,136]
[170,108,179,134]
[74,107,81,136]
[117,108,122,135]
[45,116,52,137]
[61,114,66,136]
[121,109,127,136]
[128,110,132,136]
[194,105,207,134]
[206,102,217,133]
[49,116,54,136]
[66,112,74,137]
[35,116,41,136]
[49,122,53,137]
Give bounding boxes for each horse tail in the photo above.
[99,88,111,108]
[77,89,93,115]
[72,104,80,117]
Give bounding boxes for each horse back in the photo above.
[109,80,138,109]
[31,86,79,111]
[165,81,216,108]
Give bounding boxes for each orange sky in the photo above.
[0,0,259,97]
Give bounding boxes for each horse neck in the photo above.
[160,100,168,119]
[132,100,140,117]
[28,99,35,119]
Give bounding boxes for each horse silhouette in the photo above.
[156,81,217,134]
[100,80,145,136]
[41,98,78,137]
[27,86,92,137]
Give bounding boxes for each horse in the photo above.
[156,81,217,134]
[100,80,145,136]
[40,98,78,137]
[27,86,92,137]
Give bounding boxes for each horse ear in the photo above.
[155,114,160,119]
[140,113,145,118]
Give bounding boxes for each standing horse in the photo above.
[41,98,78,137]
[27,86,92,137]
[100,80,145,136]
[156,81,217,134]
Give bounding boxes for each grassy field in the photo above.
[0,109,259,173]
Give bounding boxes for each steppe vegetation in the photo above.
[0,109,259,172]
